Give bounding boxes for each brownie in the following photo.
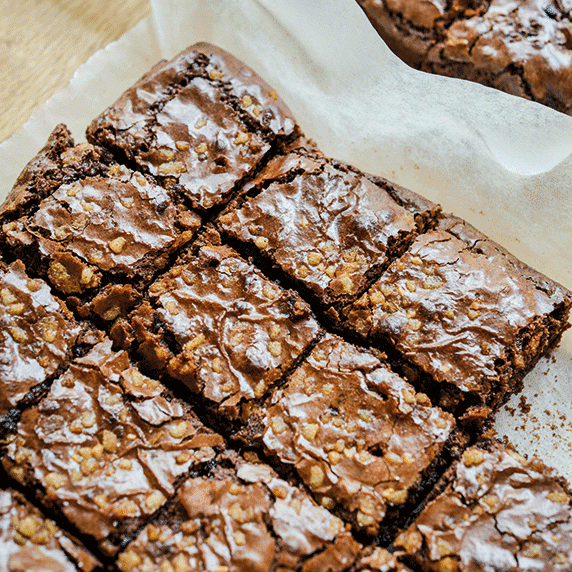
[0,487,101,572]
[117,451,362,572]
[2,338,223,556]
[344,218,572,423]
[129,230,321,421]
[0,259,81,428]
[243,334,456,536]
[395,442,572,571]
[87,43,299,212]
[357,0,572,115]
[217,151,440,319]
[1,126,201,321]
[0,124,110,222]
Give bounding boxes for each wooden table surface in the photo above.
[0,0,151,144]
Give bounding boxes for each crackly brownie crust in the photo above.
[2,129,201,322]
[87,42,299,211]
[0,488,102,572]
[243,334,456,536]
[117,451,362,572]
[344,220,571,422]
[217,151,440,317]
[358,0,572,115]
[0,259,81,424]
[129,230,321,422]
[0,125,112,223]
[395,441,572,571]
[2,338,223,556]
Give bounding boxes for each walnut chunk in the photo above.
[463,448,485,467]
[301,423,319,442]
[0,288,17,305]
[254,236,268,250]
[45,472,66,489]
[109,237,127,254]
[169,421,188,440]
[157,161,186,176]
[234,132,249,145]
[268,341,282,357]
[241,95,253,108]
[209,68,224,80]
[195,142,208,154]
[308,465,325,489]
[145,491,166,512]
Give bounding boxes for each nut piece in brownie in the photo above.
[2,338,223,556]
[357,0,572,116]
[0,259,80,429]
[395,442,572,571]
[87,42,299,211]
[130,230,320,422]
[217,151,440,319]
[2,126,201,322]
[353,547,412,571]
[244,334,456,536]
[344,216,572,423]
[117,451,362,572]
[0,487,101,572]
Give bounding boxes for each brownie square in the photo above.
[395,442,572,571]
[130,230,321,421]
[2,126,201,322]
[117,451,362,572]
[245,334,456,536]
[217,151,440,318]
[344,217,572,423]
[0,487,101,572]
[0,259,81,425]
[2,338,223,556]
[87,43,299,211]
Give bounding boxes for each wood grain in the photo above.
[0,0,151,144]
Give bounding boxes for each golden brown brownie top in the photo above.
[260,334,454,534]
[0,488,101,572]
[0,260,80,416]
[217,152,427,309]
[87,43,298,211]
[132,235,320,419]
[345,228,565,403]
[4,165,200,294]
[3,339,222,556]
[118,457,361,572]
[395,443,572,571]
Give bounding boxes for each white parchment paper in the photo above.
[1,0,571,479]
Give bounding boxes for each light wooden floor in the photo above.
[0,0,151,143]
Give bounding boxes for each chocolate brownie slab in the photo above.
[344,217,572,423]
[130,230,320,422]
[2,338,223,556]
[357,0,572,115]
[0,487,101,572]
[1,127,201,322]
[0,259,80,430]
[217,151,440,319]
[243,334,456,536]
[87,43,299,212]
[117,451,362,572]
[395,442,572,571]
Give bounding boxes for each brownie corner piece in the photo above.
[117,452,362,572]
[394,441,572,571]
[251,333,457,537]
[130,231,321,421]
[86,42,300,212]
[217,151,438,316]
[2,336,223,556]
[0,258,81,426]
[1,124,111,224]
[0,487,102,572]
[344,222,572,422]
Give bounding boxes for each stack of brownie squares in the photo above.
[0,42,571,572]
